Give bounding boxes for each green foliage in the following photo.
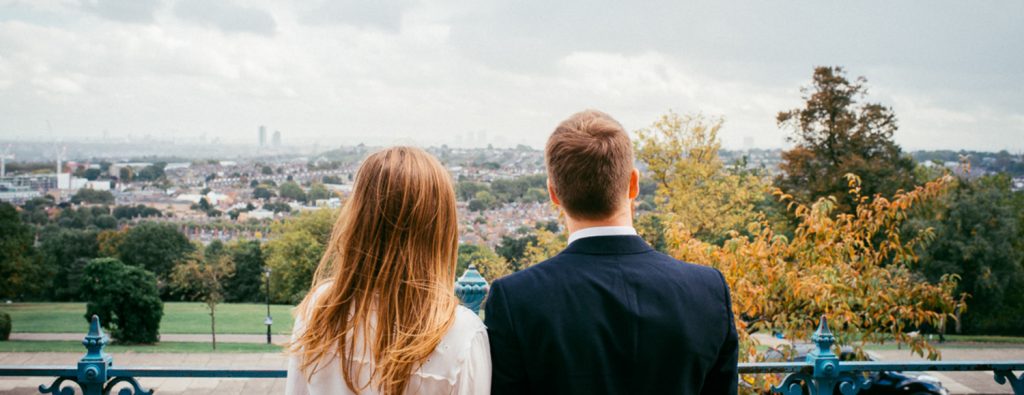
[38,228,100,301]
[112,204,161,219]
[776,66,915,213]
[909,174,1024,335]
[135,162,167,181]
[469,190,497,211]
[70,189,114,205]
[0,312,9,340]
[170,250,234,349]
[278,181,307,202]
[83,168,102,180]
[456,181,489,201]
[82,258,164,344]
[0,202,46,300]
[496,231,538,272]
[263,209,338,303]
[457,243,511,281]
[306,183,332,201]
[634,112,768,243]
[223,240,266,303]
[117,221,194,281]
[253,186,274,200]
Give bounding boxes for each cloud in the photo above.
[80,0,161,24]
[298,0,409,31]
[173,0,276,36]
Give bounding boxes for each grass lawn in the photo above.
[0,302,295,335]
[0,340,284,353]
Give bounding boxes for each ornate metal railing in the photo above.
[0,266,1021,394]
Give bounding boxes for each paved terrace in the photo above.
[1,345,1022,394]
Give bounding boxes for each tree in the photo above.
[170,250,234,349]
[0,202,46,300]
[83,168,102,180]
[495,232,538,272]
[909,174,1024,335]
[469,190,497,212]
[38,228,100,300]
[263,209,338,303]
[70,189,114,205]
[135,162,166,181]
[117,222,194,281]
[253,186,274,200]
[457,181,489,201]
[634,111,768,243]
[459,243,512,281]
[82,258,164,344]
[223,240,265,303]
[279,181,307,202]
[307,183,332,202]
[776,66,915,213]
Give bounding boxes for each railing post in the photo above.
[772,315,868,395]
[455,264,489,314]
[77,315,111,395]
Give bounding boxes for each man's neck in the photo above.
[564,208,633,235]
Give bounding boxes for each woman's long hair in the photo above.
[290,146,460,394]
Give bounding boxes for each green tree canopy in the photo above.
[0,202,45,300]
[776,66,916,213]
[263,209,338,303]
[117,221,194,281]
[82,257,164,344]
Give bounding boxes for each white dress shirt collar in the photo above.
[567,226,638,245]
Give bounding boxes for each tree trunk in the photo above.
[210,305,217,350]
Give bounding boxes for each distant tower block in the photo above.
[259,125,267,147]
[272,130,281,146]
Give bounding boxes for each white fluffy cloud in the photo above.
[0,0,1021,151]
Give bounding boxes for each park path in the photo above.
[8,332,291,344]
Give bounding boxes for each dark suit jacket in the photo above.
[484,235,738,395]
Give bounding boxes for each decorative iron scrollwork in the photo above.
[995,369,1024,395]
[38,376,79,395]
[104,376,154,395]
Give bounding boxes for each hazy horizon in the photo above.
[1,1,1022,151]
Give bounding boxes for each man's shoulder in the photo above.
[492,248,724,293]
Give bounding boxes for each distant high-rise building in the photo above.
[272,130,281,146]
[259,125,267,146]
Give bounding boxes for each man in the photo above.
[485,110,738,395]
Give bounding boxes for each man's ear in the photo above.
[628,168,640,200]
[547,179,561,206]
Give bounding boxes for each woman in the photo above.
[286,147,490,395]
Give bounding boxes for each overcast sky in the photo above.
[1,0,1021,151]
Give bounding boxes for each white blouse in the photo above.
[286,286,492,395]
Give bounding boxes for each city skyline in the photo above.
[0,1,1022,151]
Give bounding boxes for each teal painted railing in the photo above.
[0,267,1021,394]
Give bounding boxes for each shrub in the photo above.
[82,258,164,344]
[0,312,10,341]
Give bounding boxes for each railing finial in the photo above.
[81,315,109,363]
[455,265,490,314]
[810,314,836,360]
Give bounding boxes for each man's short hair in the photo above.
[545,110,634,220]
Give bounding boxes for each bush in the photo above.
[0,312,10,341]
[82,258,164,344]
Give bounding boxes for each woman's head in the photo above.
[291,146,459,394]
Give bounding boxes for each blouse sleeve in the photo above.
[286,293,316,395]
[455,328,492,395]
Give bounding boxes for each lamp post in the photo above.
[264,267,273,345]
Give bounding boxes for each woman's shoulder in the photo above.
[412,306,487,384]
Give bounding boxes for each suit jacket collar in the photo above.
[561,235,654,255]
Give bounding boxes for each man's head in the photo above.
[545,110,638,222]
